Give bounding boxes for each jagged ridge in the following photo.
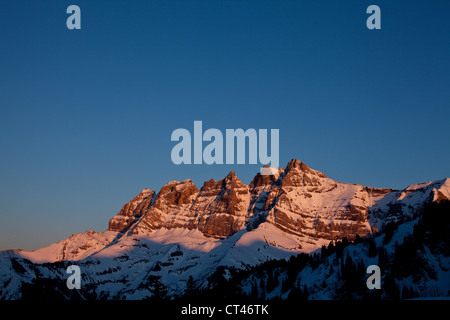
[108,159,450,242]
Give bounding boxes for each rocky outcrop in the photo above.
[123,173,251,238]
[139,179,199,231]
[108,188,155,232]
[190,171,250,237]
[107,159,450,241]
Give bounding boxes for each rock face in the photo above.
[107,159,450,241]
[187,171,250,238]
[108,188,155,232]
[139,179,199,231]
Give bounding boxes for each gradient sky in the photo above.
[1,0,449,251]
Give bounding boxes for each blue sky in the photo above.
[1,0,449,250]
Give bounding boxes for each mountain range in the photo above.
[1,159,449,300]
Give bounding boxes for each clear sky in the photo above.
[1,0,449,250]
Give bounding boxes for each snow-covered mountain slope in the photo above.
[16,230,118,263]
[235,201,450,300]
[0,159,448,299]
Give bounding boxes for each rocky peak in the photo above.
[221,170,247,190]
[200,178,217,192]
[250,173,280,190]
[140,188,154,196]
[126,188,154,204]
[285,159,327,178]
[249,165,283,190]
[281,159,328,188]
[108,188,155,232]
[185,171,250,238]
[154,179,198,208]
[193,171,249,212]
